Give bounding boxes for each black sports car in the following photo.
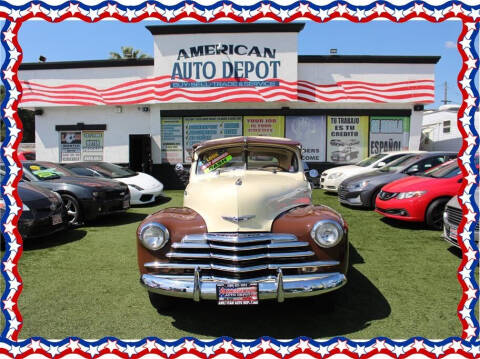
[0,176,68,241]
[20,161,130,226]
[338,152,457,208]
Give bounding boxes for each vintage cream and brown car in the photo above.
[137,136,349,308]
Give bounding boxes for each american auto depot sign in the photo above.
[153,32,298,97]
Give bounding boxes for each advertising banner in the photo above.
[326,116,369,163]
[59,131,81,162]
[286,116,326,162]
[184,116,242,162]
[369,116,410,154]
[81,131,104,161]
[243,116,285,137]
[161,118,183,164]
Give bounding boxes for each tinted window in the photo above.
[406,156,446,174]
[69,167,99,177]
[355,153,386,167]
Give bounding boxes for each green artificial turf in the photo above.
[1,190,472,339]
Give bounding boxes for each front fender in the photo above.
[272,205,349,274]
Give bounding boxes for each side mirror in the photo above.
[376,161,386,168]
[309,169,319,178]
[406,168,418,175]
[174,163,184,172]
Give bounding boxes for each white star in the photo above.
[468,344,480,356]
[9,317,21,330]
[393,8,404,21]
[3,29,14,42]
[144,3,156,15]
[354,345,367,355]
[375,3,386,15]
[450,3,462,16]
[143,340,156,352]
[87,345,99,357]
[68,339,81,351]
[260,3,271,15]
[68,3,80,14]
[450,340,463,352]
[106,3,118,15]
[277,8,290,21]
[8,164,20,176]
[4,184,15,196]
[354,9,366,20]
[392,345,404,357]
[106,340,118,352]
[459,266,471,279]
[278,345,290,357]
[222,3,233,15]
[461,230,472,242]
[9,345,22,357]
[466,22,477,31]
[9,9,22,20]
[432,8,444,21]
[9,48,21,62]
[336,3,348,15]
[10,277,21,291]
[466,134,477,146]
[466,57,477,69]
[124,345,136,357]
[317,345,329,357]
[183,339,195,352]
[413,339,425,352]
[3,68,15,81]
[459,306,471,319]
[460,77,471,89]
[373,340,386,351]
[4,106,16,119]
[3,145,14,158]
[86,8,99,21]
[432,345,444,357]
[202,8,214,21]
[466,210,477,223]
[336,339,349,352]
[239,8,250,20]
[413,3,424,14]
[29,340,42,352]
[202,345,215,357]
[259,339,271,352]
[318,9,330,21]
[239,344,251,356]
[460,152,471,164]
[469,9,480,20]
[183,2,195,15]
[163,8,175,21]
[221,340,233,352]
[48,9,60,21]
[466,248,477,261]
[465,325,477,338]
[298,3,310,15]
[297,339,310,352]
[48,345,59,357]
[29,3,42,15]
[9,240,21,253]
[459,38,471,49]
[460,192,471,204]
[465,96,477,108]
[3,298,14,310]
[164,345,175,357]
[3,222,15,236]
[124,8,136,21]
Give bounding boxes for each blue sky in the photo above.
[7,19,469,108]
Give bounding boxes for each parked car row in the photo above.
[0,161,164,245]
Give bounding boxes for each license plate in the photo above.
[122,199,130,209]
[217,283,259,305]
[52,214,62,225]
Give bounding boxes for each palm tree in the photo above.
[109,46,149,59]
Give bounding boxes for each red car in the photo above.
[375,159,464,229]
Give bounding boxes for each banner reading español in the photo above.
[326,116,369,164]
[243,116,285,137]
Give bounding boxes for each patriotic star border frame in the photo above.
[0,0,479,356]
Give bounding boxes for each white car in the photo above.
[320,151,425,193]
[63,162,164,205]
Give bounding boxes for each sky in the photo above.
[3,19,471,109]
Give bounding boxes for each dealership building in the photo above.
[18,23,440,187]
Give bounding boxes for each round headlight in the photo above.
[310,220,344,248]
[139,223,169,250]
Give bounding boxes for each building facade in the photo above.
[19,23,440,188]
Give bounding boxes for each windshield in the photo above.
[25,162,76,181]
[379,155,420,173]
[196,146,299,174]
[91,163,137,178]
[355,153,387,167]
[423,160,461,178]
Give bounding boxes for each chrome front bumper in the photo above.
[141,268,347,302]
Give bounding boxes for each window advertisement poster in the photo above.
[184,116,242,162]
[243,116,285,137]
[326,116,369,163]
[81,131,104,161]
[161,118,183,164]
[285,116,326,162]
[369,116,410,154]
[59,131,81,162]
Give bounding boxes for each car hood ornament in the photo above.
[222,215,256,223]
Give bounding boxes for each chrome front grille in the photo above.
[379,190,396,201]
[338,184,348,200]
[145,233,339,278]
[446,206,479,231]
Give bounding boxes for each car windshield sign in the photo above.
[27,163,73,180]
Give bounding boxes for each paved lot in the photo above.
[1,190,468,339]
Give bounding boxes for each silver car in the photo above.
[443,191,479,247]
